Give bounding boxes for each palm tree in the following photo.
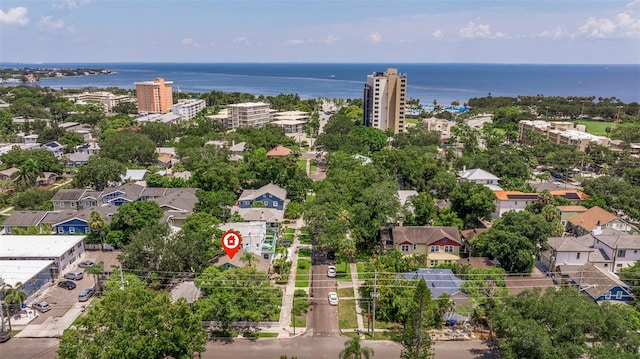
[2,282,28,331]
[88,210,105,250]
[17,158,40,188]
[240,251,255,268]
[339,337,375,359]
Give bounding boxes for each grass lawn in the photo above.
[305,194,315,203]
[374,320,403,330]
[284,233,295,241]
[298,248,312,257]
[310,161,318,172]
[295,259,311,287]
[299,235,312,245]
[297,158,307,171]
[356,263,368,280]
[338,299,358,330]
[405,118,420,125]
[337,287,354,298]
[285,227,296,234]
[254,332,279,338]
[336,260,351,281]
[574,120,617,136]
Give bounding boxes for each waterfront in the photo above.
[1,62,639,105]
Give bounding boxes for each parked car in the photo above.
[58,280,77,290]
[32,301,52,313]
[327,266,337,278]
[0,331,10,343]
[78,288,95,302]
[64,271,83,281]
[328,292,339,306]
[78,260,94,268]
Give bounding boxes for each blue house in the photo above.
[565,263,634,303]
[238,183,287,211]
[55,217,91,235]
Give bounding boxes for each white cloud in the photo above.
[284,39,305,45]
[233,36,251,45]
[38,15,65,31]
[537,27,574,40]
[368,31,382,43]
[181,38,200,47]
[459,21,506,39]
[431,30,443,39]
[53,1,77,10]
[0,7,29,26]
[321,35,338,44]
[578,17,616,38]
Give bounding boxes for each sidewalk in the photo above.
[350,262,366,339]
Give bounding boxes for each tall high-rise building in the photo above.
[363,68,407,134]
[134,77,173,114]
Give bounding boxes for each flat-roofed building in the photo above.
[172,99,206,121]
[518,120,611,151]
[63,91,135,113]
[0,235,86,274]
[135,77,173,114]
[363,68,407,134]
[227,102,271,129]
[0,260,54,301]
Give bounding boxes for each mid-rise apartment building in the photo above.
[63,91,135,113]
[227,102,271,129]
[518,120,611,151]
[134,78,173,114]
[363,68,407,134]
[171,99,206,121]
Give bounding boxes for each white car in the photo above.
[327,266,337,278]
[328,292,339,306]
[32,301,52,313]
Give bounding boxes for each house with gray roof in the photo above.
[397,268,469,305]
[64,152,91,168]
[0,167,19,181]
[458,167,502,191]
[238,183,287,211]
[558,263,633,303]
[3,211,49,234]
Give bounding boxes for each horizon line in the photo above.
[1,61,639,66]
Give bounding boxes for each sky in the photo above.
[1,0,639,64]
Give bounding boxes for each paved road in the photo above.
[0,337,494,359]
[308,261,339,337]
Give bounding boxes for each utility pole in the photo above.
[0,277,5,332]
[371,270,378,337]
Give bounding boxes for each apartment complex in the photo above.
[363,68,407,134]
[227,102,271,129]
[134,77,173,114]
[63,91,135,112]
[518,120,611,151]
[171,99,206,121]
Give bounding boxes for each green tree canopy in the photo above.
[72,156,126,191]
[99,130,156,165]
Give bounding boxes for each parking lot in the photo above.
[15,250,121,338]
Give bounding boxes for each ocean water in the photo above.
[2,63,639,105]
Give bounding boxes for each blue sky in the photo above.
[1,0,639,64]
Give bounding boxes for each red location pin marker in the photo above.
[221,230,242,259]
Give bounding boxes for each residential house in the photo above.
[557,205,588,229]
[558,263,633,303]
[76,142,100,155]
[568,206,635,236]
[64,152,91,168]
[35,172,58,186]
[212,248,270,272]
[122,169,148,183]
[492,190,589,219]
[458,167,502,191]
[218,221,275,261]
[396,268,469,305]
[0,167,19,181]
[504,269,556,296]
[266,145,292,158]
[591,227,640,272]
[540,236,606,272]
[456,256,498,270]
[229,141,246,162]
[238,183,287,211]
[42,141,64,159]
[51,189,102,210]
[172,170,192,181]
[385,226,462,267]
[2,211,49,234]
[154,188,198,228]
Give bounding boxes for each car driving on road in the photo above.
[327,266,337,278]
